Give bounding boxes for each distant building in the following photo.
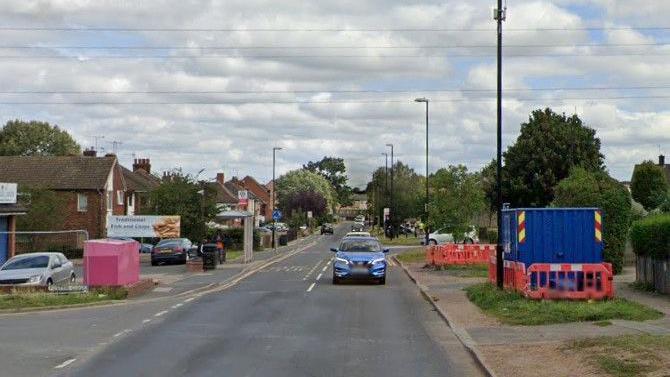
[338,192,367,220]
[121,158,161,215]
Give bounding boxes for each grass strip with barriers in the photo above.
[565,334,670,377]
[465,283,663,326]
[0,287,128,311]
[395,248,488,277]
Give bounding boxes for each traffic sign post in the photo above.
[272,209,282,221]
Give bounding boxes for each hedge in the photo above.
[552,168,632,273]
[630,214,670,259]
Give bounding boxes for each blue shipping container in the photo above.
[501,208,604,265]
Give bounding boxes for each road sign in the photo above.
[272,209,282,221]
[0,183,17,204]
[383,207,390,219]
[238,190,249,206]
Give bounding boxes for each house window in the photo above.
[116,190,124,206]
[77,193,88,212]
[127,194,134,207]
[107,191,113,211]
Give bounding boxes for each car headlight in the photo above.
[335,257,349,265]
[28,275,42,283]
[371,258,386,265]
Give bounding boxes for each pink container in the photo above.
[84,239,140,286]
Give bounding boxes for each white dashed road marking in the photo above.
[54,359,76,369]
[321,265,328,272]
[142,319,151,324]
[154,310,169,317]
[171,303,183,309]
[307,283,316,292]
[184,297,195,303]
[316,273,323,281]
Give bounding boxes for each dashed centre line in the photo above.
[54,358,76,369]
[306,283,316,292]
[316,273,323,281]
[154,310,169,317]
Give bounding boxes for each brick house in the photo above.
[122,158,161,215]
[226,176,263,227]
[0,154,127,240]
[239,176,272,223]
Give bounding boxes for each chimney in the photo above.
[660,154,666,167]
[83,148,97,157]
[133,158,151,173]
[104,153,116,158]
[216,173,225,185]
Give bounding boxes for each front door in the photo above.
[0,216,8,265]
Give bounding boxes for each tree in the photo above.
[276,169,337,214]
[552,167,632,273]
[284,191,327,220]
[144,171,218,241]
[366,161,424,227]
[16,187,66,231]
[498,108,604,207]
[0,120,81,156]
[631,160,669,211]
[428,165,486,237]
[303,156,352,206]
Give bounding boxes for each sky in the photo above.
[0,0,669,188]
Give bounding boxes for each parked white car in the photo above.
[424,226,479,245]
[0,253,75,287]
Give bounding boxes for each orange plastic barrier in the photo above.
[525,263,614,300]
[426,244,495,267]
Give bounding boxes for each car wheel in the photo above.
[70,273,76,283]
[379,276,386,285]
[151,260,158,266]
[464,238,474,244]
[332,272,339,285]
[46,278,53,287]
[429,239,438,245]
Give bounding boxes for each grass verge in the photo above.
[394,248,426,263]
[566,335,670,377]
[395,249,489,277]
[225,250,243,262]
[465,283,663,326]
[0,287,127,311]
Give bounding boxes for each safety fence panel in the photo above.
[426,244,496,267]
[525,263,614,300]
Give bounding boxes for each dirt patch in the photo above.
[480,342,602,377]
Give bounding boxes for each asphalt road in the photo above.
[60,224,482,377]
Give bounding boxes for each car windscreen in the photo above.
[1,255,50,270]
[156,240,181,247]
[338,239,381,252]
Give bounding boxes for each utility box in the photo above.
[502,208,604,265]
[84,239,140,286]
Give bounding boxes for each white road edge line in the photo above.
[172,303,183,309]
[142,319,151,324]
[321,265,328,272]
[113,329,131,338]
[316,273,323,281]
[54,358,76,369]
[183,297,195,303]
[307,283,316,292]
[154,310,169,317]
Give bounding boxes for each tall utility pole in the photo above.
[272,147,282,253]
[381,152,389,228]
[386,143,394,239]
[415,97,430,246]
[495,0,506,289]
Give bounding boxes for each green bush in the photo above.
[630,214,670,258]
[631,161,669,211]
[553,167,632,273]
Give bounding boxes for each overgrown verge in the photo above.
[0,287,127,311]
[566,335,670,377]
[465,283,662,326]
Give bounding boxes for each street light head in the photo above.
[273,147,283,151]
[385,143,393,147]
[414,97,429,103]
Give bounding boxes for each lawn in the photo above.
[394,248,426,263]
[566,335,670,377]
[465,283,663,326]
[225,250,243,262]
[0,288,127,311]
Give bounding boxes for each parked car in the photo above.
[0,253,75,287]
[256,226,273,234]
[345,231,371,238]
[331,236,389,285]
[422,225,480,245]
[151,238,195,266]
[274,222,289,232]
[110,237,153,253]
[321,223,334,235]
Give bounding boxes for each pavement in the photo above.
[0,224,484,377]
[393,253,670,377]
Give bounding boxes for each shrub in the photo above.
[631,161,669,211]
[630,214,670,259]
[553,168,632,273]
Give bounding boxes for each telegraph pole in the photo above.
[495,0,506,289]
[386,143,394,239]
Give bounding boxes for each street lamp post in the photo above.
[415,97,430,246]
[494,0,506,288]
[272,147,282,253]
[381,152,388,230]
[385,143,394,239]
